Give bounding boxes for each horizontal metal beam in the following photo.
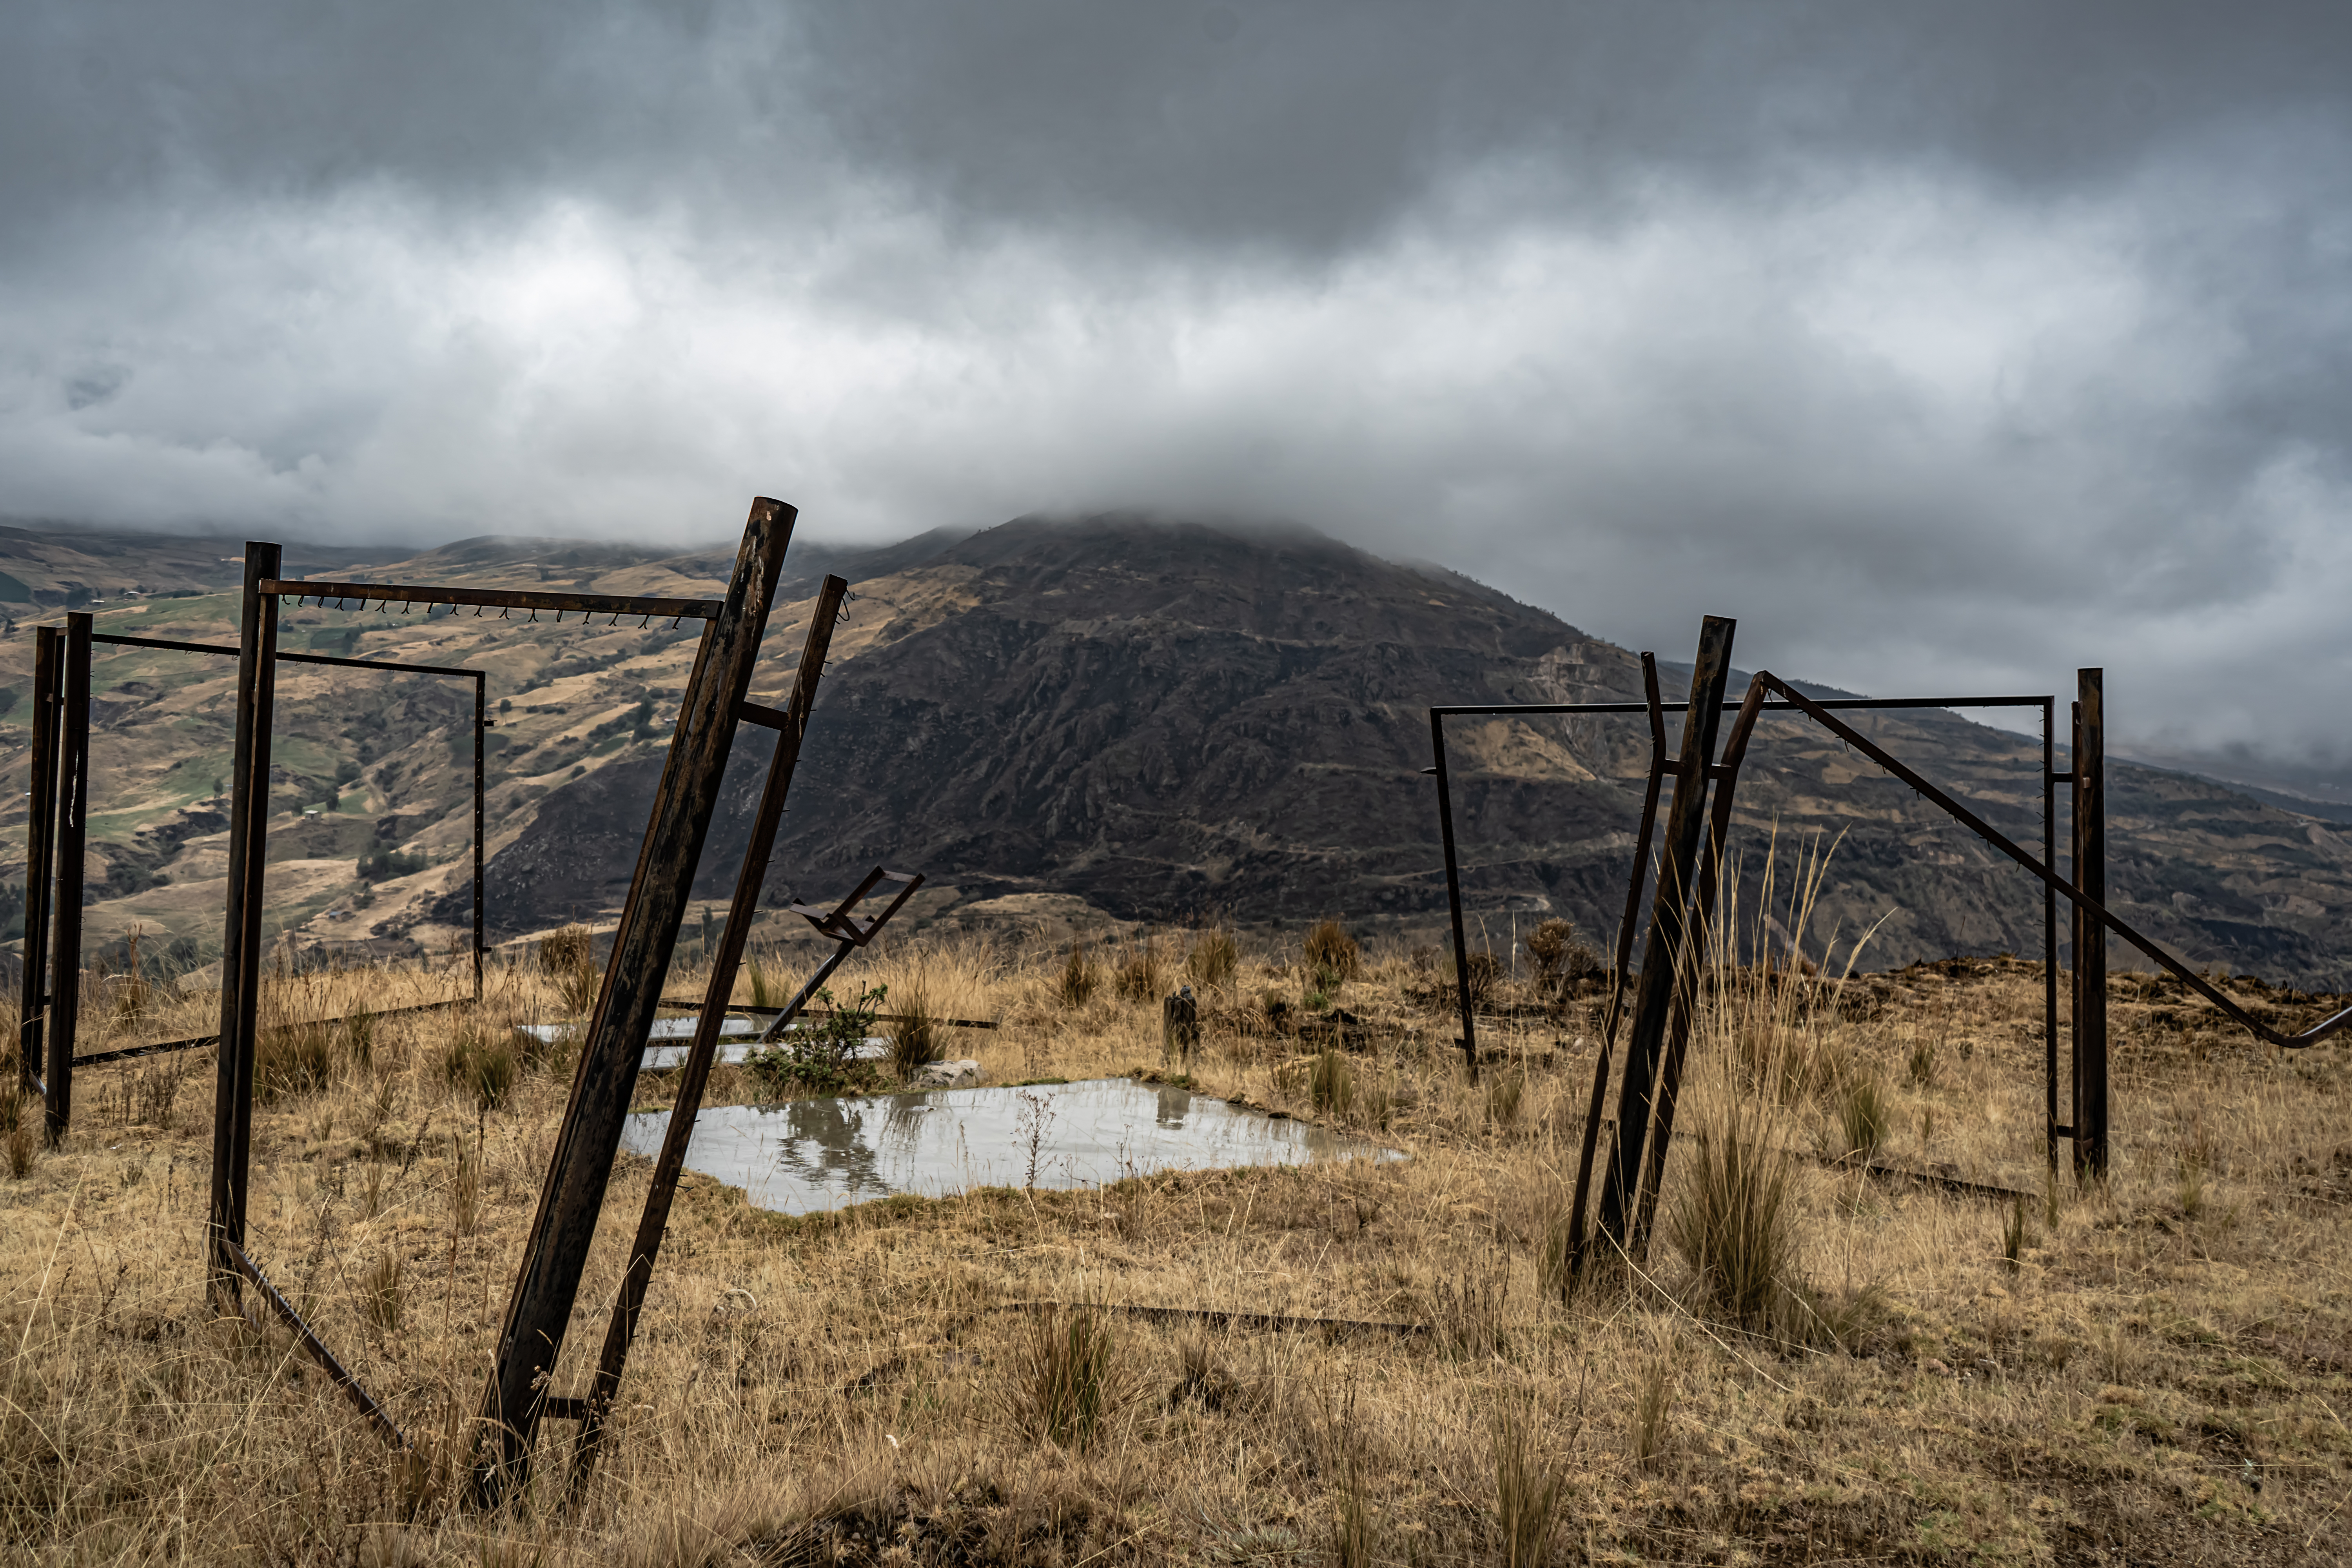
[93,631,479,678]
[71,996,474,1069]
[264,578,721,621]
[1749,673,2352,1050]
[1432,695,2051,717]
[219,1240,407,1448]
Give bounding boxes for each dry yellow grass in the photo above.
[3,927,2349,1564]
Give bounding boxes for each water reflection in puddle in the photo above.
[619,1078,1401,1216]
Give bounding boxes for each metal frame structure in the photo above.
[16,614,488,1142]
[189,499,875,1506]
[1432,617,2352,1277]
[15,501,912,1497]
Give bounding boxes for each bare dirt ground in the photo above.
[3,928,2348,1565]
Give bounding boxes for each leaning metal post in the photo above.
[1631,673,1770,1253]
[20,627,58,1105]
[2073,669,2109,1180]
[470,497,796,1504]
[570,573,850,1481]
[1564,651,1670,1279]
[474,670,487,1003]
[209,544,282,1299]
[1593,615,1736,1258]
[44,613,92,1145]
[1429,709,1481,1083]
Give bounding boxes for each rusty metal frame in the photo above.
[16,625,489,1139]
[1429,625,2077,1272]
[172,500,819,1479]
[1552,662,2351,1260]
[1706,672,2352,1061]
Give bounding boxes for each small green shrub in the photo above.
[356,848,426,883]
[1525,918,1601,996]
[745,983,885,1097]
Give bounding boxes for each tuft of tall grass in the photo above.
[1667,1116,1800,1337]
[256,1017,336,1103]
[443,1025,517,1112]
[1004,1305,1123,1451]
[888,973,940,1079]
[3,1087,33,1179]
[2002,1195,2030,1272]
[1309,1047,1355,1118]
[1185,924,1238,991]
[1491,1406,1564,1568]
[1486,1069,1524,1130]
[450,1135,481,1236]
[1431,1268,1511,1360]
[1631,1350,1677,1471]
[1109,936,1161,1003]
[541,923,600,1015]
[1906,1037,1938,1088]
[1055,942,1100,1009]
[1833,1072,1890,1163]
[362,1251,403,1331]
[1304,920,1360,991]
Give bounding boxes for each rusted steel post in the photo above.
[2073,670,2108,1180]
[209,543,282,1299]
[1564,652,1668,1282]
[1429,710,1480,1083]
[472,498,795,1504]
[1632,673,1769,1252]
[19,627,58,1103]
[474,671,486,1004]
[570,571,846,1483]
[44,613,92,1144]
[1593,615,1735,1258]
[2042,697,2060,1172]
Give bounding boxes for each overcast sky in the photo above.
[5,3,2349,780]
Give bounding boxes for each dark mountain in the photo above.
[480,515,2352,985]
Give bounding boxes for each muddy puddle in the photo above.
[618,1077,1400,1215]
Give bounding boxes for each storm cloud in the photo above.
[5,2,2349,776]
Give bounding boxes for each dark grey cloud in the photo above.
[3,2,2349,773]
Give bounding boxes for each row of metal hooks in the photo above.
[279,593,688,630]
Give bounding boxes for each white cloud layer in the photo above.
[3,3,2348,773]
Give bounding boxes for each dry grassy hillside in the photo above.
[3,922,2347,1564]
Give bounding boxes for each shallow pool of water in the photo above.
[618,1078,1399,1215]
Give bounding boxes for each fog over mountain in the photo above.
[5,4,2350,787]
